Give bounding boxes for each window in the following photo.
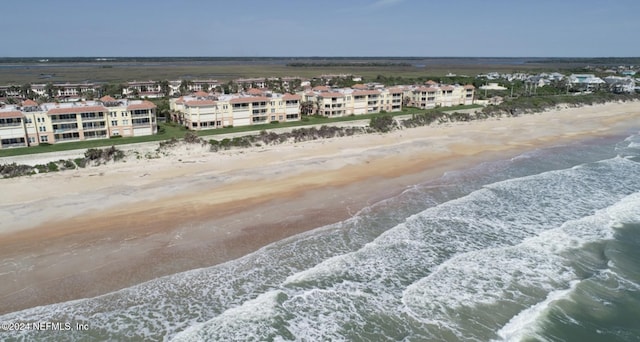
[271,116,275,121]
[39,126,46,132]
[40,136,48,142]
[123,120,128,125]
[111,120,118,126]
[29,137,35,143]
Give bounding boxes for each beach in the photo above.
[1,101,639,316]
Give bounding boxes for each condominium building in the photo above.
[0,97,156,149]
[170,91,302,130]
[302,85,404,117]
[405,82,475,109]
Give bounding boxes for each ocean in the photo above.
[2,128,640,341]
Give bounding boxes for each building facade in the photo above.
[0,97,156,149]
[405,83,475,109]
[170,92,302,130]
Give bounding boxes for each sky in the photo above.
[2,0,639,57]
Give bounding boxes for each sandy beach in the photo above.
[1,102,639,315]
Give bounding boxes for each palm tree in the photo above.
[20,83,33,99]
[156,80,170,97]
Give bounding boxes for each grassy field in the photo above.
[0,60,578,85]
[0,105,481,158]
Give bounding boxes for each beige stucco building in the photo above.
[0,97,156,149]
[170,90,302,130]
[406,82,475,109]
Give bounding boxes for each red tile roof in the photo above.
[229,96,270,104]
[193,91,209,97]
[440,86,455,91]
[47,106,107,115]
[353,90,380,96]
[22,99,38,107]
[387,87,404,93]
[127,101,157,110]
[317,92,345,98]
[312,85,330,91]
[283,94,301,101]
[425,80,438,85]
[0,111,23,119]
[464,84,476,89]
[352,84,368,90]
[185,100,217,107]
[100,95,118,103]
[416,87,439,93]
[246,88,264,95]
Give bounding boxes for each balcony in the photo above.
[83,125,106,131]
[0,122,22,127]
[132,121,151,127]
[54,129,78,134]
[81,116,105,122]
[131,112,150,118]
[51,118,78,123]
[1,142,26,148]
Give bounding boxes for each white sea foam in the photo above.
[493,281,580,342]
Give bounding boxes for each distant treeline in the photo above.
[287,62,412,67]
[529,57,640,66]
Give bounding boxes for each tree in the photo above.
[300,101,315,115]
[179,80,193,94]
[45,82,56,99]
[21,83,33,99]
[156,80,170,97]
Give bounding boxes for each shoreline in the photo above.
[1,102,639,315]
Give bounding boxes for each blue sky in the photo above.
[2,0,639,57]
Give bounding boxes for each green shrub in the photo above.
[47,162,59,172]
[369,115,396,132]
[74,158,87,168]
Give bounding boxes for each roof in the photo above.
[463,84,476,89]
[229,96,270,104]
[185,100,217,107]
[47,105,107,115]
[312,85,330,91]
[353,90,380,96]
[99,95,118,103]
[246,88,264,95]
[317,92,345,98]
[416,87,439,93]
[127,100,157,110]
[0,111,23,119]
[425,80,438,85]
[440,86,455,91]
[352,84,368,90]
[193,91,209,97]
[283,93,301,101]
[22,99,38,107]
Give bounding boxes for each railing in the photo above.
[132,121,151,127]
[51,118,78,123]
[54,128,79,133]
[84,134,107,140]
[131,112,150,118]
[0,122,22,127]
[55,137,80,142]
[82,125,106,131]
[80,116,105,122]
[1,142,26,148]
